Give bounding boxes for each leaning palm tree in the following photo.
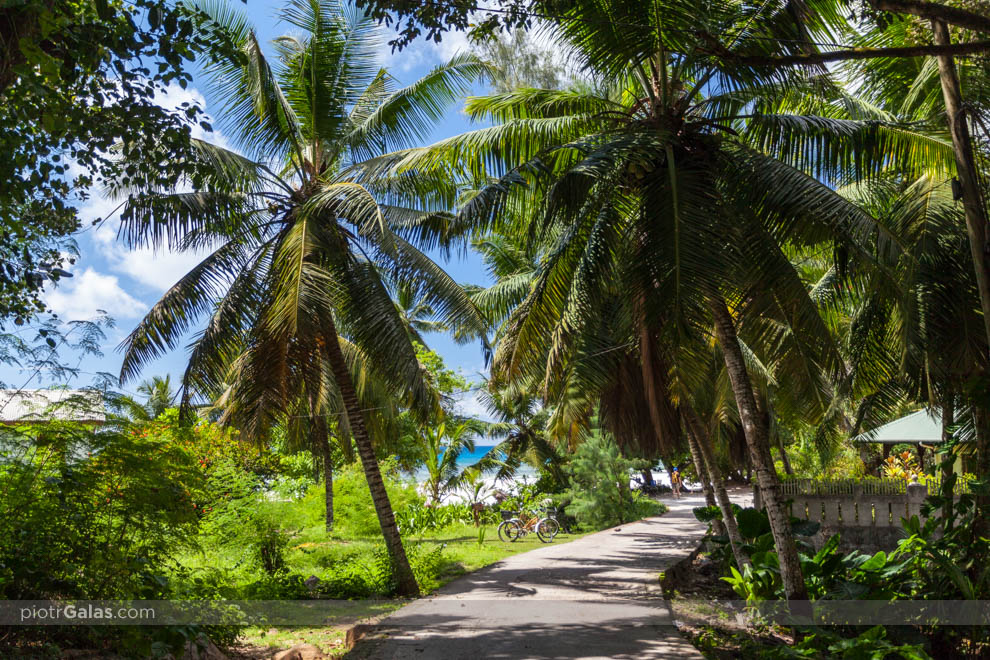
[385,0,954,600]
[113,0,488,596]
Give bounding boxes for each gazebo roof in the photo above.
[852,409,942,445]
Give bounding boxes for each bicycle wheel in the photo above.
[498,520,521,542]
[536,518,558,543]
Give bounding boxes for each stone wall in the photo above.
[754,480,932,552]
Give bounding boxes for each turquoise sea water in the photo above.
[409,445,539,482]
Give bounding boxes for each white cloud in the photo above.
[45,268,146,321]
[67,82,227,294]
[383,24,474,74]
[453,388,496,422]
[89,218,207,294]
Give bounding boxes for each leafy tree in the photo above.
[114,0,489,596]
[0,0,225,325]
[355,0,535,51]
[562,431,648,529]
[470,29,570,93]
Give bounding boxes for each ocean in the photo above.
[408,445,539,484]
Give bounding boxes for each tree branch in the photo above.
[699,37,990,66]
[870,0,990,34]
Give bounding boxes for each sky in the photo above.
[9,2,497,418]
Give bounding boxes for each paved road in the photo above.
[348,490,750,659]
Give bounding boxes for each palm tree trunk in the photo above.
[682,402,750,569]
[941,393,954,531]
[322,322,419,597]
[308,395,335,534]
[709,294,807,600]
[777,434,794,476]
[973,406,990,540]
[755,391,793,476]
[318,420,334,534]
[932,21,990,532]
[684,428,723,534]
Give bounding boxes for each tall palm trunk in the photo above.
[709,294,808,600]
[318,420,334,534]
[932,21,990,533]
[682,402,750,569]
[941,393,955,531]
[322,321,419,597]
[684,429,724,534]
[756,391,793,476]
[309,395,335,534]
[973,406,990,540]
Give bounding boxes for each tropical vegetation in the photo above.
[4,0,990,656]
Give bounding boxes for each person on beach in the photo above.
[671,467,682,499]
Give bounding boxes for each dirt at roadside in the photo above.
[659,549,793,658]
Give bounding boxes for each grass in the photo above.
[229,525,588,657]
[178,513,587,658]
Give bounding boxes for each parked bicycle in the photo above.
[497,507,560,543]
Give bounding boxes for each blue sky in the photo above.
[13,2,497,415]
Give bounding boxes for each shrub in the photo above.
[306,460,420,537]
[142,408,279,479]
[562,433,652,530]
[0,419,224,655]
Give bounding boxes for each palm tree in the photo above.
[411,420,476,505]
[470,384,566,486]
[113,0,488,596]
[116,375,176,422]
[385,0,955,600]
[391,278,448,346]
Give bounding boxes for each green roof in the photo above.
[853,409,943,444]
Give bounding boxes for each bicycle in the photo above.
[497,508,559,543]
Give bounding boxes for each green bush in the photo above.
[562,432,653,530]
[0,419,230,656]
[197,460,296,577]
[303,460,420,537]
[396,501,499,534]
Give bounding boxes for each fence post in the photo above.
[907,480,928,523]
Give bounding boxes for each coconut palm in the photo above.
[411,420,477,505]
[383,0,957,599]
[391,278,448,346]
[116,375,176,422]
[470,384,566,486]
[113,0,489,596]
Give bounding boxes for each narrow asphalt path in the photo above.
[348,489,751,659]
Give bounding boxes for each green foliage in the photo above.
[0,419,214,654]
[396,501,499,534]
[0,0,225,325]
[470,28,570,93]
[356,0,531,50]
[0,421,204,600]
[562,433,655,530]
[143,409,278,479]
[414,343,470,404]
[307,461,420,538]
[735,508,773,539]
[196,461,295,577]
[770,626,931,659]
